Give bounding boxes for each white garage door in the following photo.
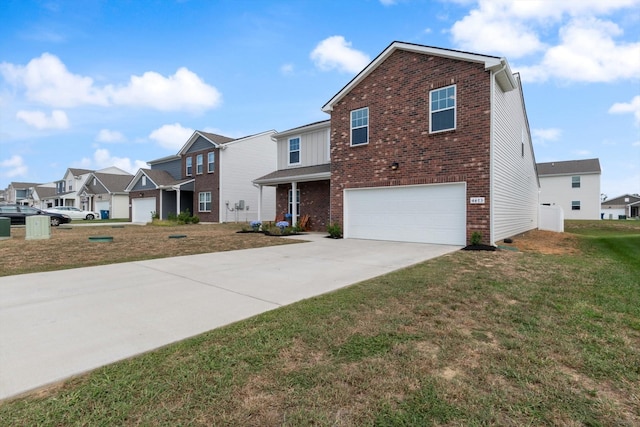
[344,183,466,245]
[132,198,156,223]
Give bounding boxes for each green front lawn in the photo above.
[1,220,638,425]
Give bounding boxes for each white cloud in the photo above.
[76,149,147,174]
[0,53,107,108]
[609,95,640,126]
[450,0,640,83]
[16,109,69,130]
[0,155,28,178]
[96,129,126,143]
[516,18,640,83]
[531,128,561,145]
[148,123,194,150]
[280,63,294,75]
[0,53,222,112]
[310,36,370,74]
[106,67,222,112]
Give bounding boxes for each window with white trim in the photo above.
[288,188,300,218]
[350,107,369,146]
[289,137,301,165]
[199,192,211,212]
[572,176,580,188]
[186,157,192,176]
[196,154,203,174]
[208,152,215,173]
[142,176,147,186]
[572,200,581,210]
[430,85,456,133]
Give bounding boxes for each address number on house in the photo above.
[470,197,485,204]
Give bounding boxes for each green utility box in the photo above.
[0,217,10,240]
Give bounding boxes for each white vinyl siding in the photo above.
[220,131,276,223]
[491,75,539,243]
[277,125,330,169]
[539,174,601,219]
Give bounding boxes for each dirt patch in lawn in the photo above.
[500,229,579,255]
[0,223,301,277]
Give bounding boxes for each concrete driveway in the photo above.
[0,234,460,401]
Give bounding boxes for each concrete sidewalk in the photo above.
[0,234,460,401]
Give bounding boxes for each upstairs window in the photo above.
[351,107,369,146]
[142,176,147,186]
[186,157,192,176]
[430,85,456,133]
[208,152,215,173]
[572,200,581,210]
[289,137,301,165]
[196,154,203,174]
[572,176,580,188]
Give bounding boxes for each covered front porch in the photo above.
[254,164,331,231]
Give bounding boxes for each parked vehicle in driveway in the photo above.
[44,206,101,220]
[0,205,71,226]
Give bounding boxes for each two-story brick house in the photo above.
[258,41,539,245]
[127,130,276,223]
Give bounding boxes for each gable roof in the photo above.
[125,169,193,192]
[67,168,94,177]
[33,185,56,198]
[177,130,235,156]
[10,182,40,189]
[601,194,640,206]
[93,172,134,193]
[274,120,330,139]
[322,41,516,113]
[537,158,601,177]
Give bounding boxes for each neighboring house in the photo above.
[78,169,134,219]
[4,182,40,205]
[31,184,57,209]
[537,158,601,220]
[258,41,539,245]
[601,194,640,219]
[52,168,94,208]
[126,130,276,223]
[254,120,331,231]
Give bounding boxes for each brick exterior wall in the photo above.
[183,148,220,222]
[329,50,492,245]
[276,180,330,231]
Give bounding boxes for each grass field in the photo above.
[0,220,638,425]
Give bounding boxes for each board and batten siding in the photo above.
[491,74,539,243]
[220,131,277,223]
[277,127,330,169]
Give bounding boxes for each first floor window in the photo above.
[288,189,300,218]
[572,176,580,188]
[572,200,581,210]
[199,192,211,212]
[208,152,215,172]
[196,154,203,174]
[430,85,456,133]
[186,157,192,176]
[351,107,369,146]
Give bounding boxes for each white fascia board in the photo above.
[322,41,504,112]
[275,121,330,139]
[221,129,276,148]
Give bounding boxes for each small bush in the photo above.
[470,231,482,245]
[327,223,342,238]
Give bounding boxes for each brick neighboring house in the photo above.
[312,41,538,245]
[127,130,276,223]
[537,158,601,220]
[254,120,331,231]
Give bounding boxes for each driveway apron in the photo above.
[0,234,460,400]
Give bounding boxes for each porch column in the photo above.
[291,181,297,227]
[176,188,181,216]
[257,185,263,222]
[159,190,163,219]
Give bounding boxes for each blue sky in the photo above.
[1,0,639,199]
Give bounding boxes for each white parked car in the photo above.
[44,206,101,220]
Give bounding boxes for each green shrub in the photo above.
[471,231,482,245]
[327,223,342,238]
